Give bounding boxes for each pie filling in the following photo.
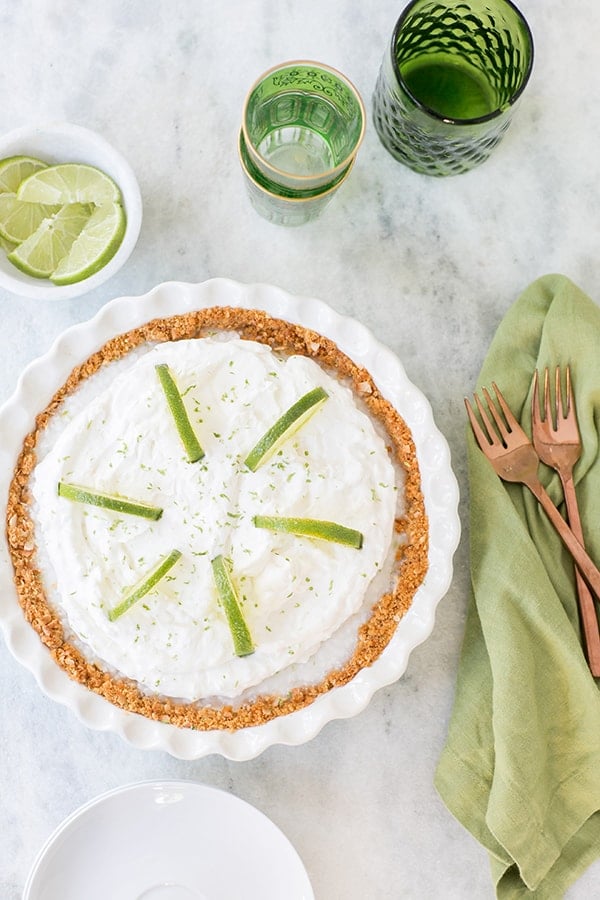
[30,337,398,701]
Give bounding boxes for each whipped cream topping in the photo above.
[31,338,397,700]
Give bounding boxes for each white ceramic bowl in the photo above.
[0,122,142,300]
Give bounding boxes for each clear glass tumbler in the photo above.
[372,0,534,176]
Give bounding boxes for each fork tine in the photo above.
[554,365,565,421]
[465,396,496,450]
[556,366,575,419]
[490,382,524,434]
[481,387,511,443]
[562,364,573,419]
[531,368,541,424]
[543,367,554,428]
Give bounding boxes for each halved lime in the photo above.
[58,481,163,520]
[211,555,255,657]
[8,204,92,279]
[51,201,125,285]
[253,515,363,548]
[156,363,205,462]
[108,549,182,621]
[0,155,47,193]
[244,386,329,471]
[17,162,122,205]
[0,192,61,243]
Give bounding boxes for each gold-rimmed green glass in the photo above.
[372,0,534,176]
[242,60,365,191]
[238,130,354,227]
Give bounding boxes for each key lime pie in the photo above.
[6,306,428,731]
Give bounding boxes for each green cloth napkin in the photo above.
[435,274,600,899]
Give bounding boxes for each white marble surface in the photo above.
[1,1,599,897]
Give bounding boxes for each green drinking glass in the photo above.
[242,60,365,192]
[238,130,355,227]
[372,0,534,176]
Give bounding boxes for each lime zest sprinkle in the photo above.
[210,555,255,657]
[108,549,182,621]
[57,481,163,520]
[253,515,364,549]
[156,363,205,462]
[244,386,328,471]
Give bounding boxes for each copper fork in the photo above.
[531,366,600,675]
[465,383,600,609]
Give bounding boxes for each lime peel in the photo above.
[57,481,163,520]
[244,386,328,471]
[253,515,363,548]
[211,555,255,657]
[156,364,205,462]
[108,549,182,621]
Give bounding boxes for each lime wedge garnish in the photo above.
[211,555,255,657]
[253,515,363,548]
[244,386,328,471]
[50,201,125,285]
[17,162,122,205]
[0,192,61,243]
[108,549,182,621]
[0,155,47,193]
[156,364,205,462]
[58,481,163,520]
[7,203,92,278]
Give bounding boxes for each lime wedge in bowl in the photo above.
[7,204,92,278]
[0,155,47,193]
[51,201,125,285]
[0,192,61,243]
[17,162,122,205]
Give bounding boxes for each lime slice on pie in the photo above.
[253,515,364,548]
[0,192,61,243]
[0,155,47,193]
[211,555,255,657]
[7,204,92,278]
[50,201,125,285]
[244,386,328,471]
[58,481,163,520]
[17,162,122,205]
[108,549,182,621]
[156,363,205,462]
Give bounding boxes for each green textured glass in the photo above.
[243,61,365,191]
[372,0,534,176]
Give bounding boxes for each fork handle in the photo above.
[560,474,600,676]
[527,478,600,611]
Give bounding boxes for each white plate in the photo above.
[0,278,460,759]
[23,780,314,900]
